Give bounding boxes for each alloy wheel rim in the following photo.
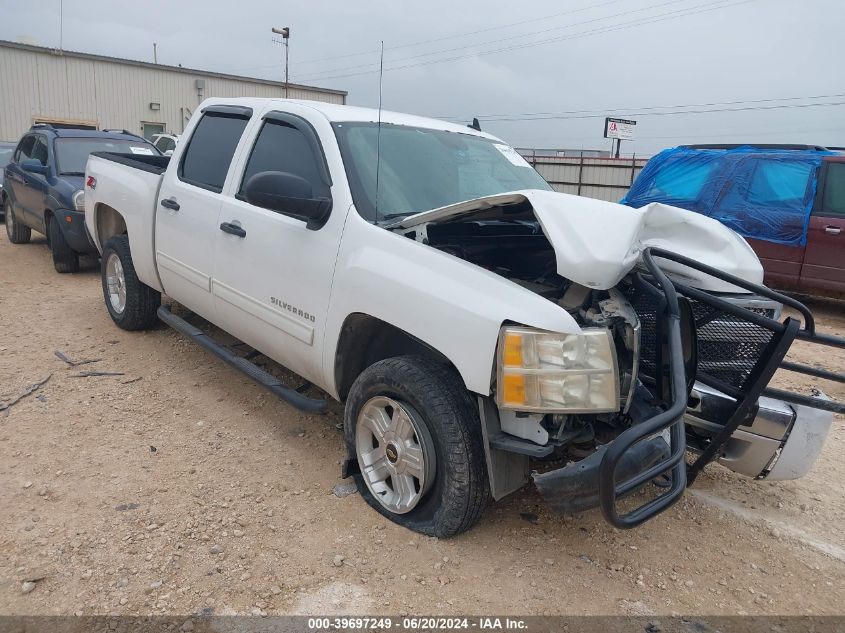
[355,396,436,514]
[105,252,127,314]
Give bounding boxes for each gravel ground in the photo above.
[1,235,844,617]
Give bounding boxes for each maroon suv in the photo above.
[750,154,844,295]
[623,144,845,297]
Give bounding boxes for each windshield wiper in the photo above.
[380,212,419,221]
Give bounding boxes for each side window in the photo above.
[179,113,249,192]
[160,137,176,153]
[821,163,845,217]
[31,137,49,166]
[15,135,35,162]
[239,119,328,198]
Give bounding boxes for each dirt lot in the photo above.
[1,234,844,617]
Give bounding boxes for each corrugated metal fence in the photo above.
[517,149,649,203]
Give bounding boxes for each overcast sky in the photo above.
[1,0,842,155]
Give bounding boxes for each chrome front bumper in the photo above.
[685,382,833,480]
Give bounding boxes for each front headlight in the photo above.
[496,326,619,413]
[73,189,85,211]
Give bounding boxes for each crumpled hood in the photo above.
[387,189,763,292]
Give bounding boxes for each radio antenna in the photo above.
[375,40,384,223]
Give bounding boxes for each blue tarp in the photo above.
[620,146,833,246]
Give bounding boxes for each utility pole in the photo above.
[271,27,290,98]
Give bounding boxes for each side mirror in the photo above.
[21,159,47,175]
[243,171,332,230]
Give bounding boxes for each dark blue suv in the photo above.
[2,125,158,272]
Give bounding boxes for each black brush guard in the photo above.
[597,247,845,529]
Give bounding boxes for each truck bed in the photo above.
[90,152,170,175]
[85,152,168,292]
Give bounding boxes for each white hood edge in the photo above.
[388,189,763,293]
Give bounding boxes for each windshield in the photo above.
[0,146,13,168]
[333,122,551,222]
[55,138,158,175]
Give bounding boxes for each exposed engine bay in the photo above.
[390,197,839,524]
[405,203,644,460]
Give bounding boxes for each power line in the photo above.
[226,0,630,74]
[296,0,690,80]
[476,100,845,123]
[434,92,845,122]
[296,0,753,83]
[511,125,845,148]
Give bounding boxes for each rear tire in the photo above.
[344,356,489,538]
[47,215,79,273]
[101,235,160,331]
[5,200,31,244]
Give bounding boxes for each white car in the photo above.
[83,98,842,536]
[150,133,179,155]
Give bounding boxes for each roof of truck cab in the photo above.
[199,97,501,141]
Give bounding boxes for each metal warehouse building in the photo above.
[0,40,347,142]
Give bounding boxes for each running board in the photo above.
[157,305,327,414]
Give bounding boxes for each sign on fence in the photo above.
[604,117,637,141]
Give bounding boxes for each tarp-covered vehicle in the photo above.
[622,144,845,297]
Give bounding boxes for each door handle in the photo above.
[160,197,180,211]
[219,222,246,238]
[825,226,842,235]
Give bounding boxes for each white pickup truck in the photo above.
[84,98,843,536]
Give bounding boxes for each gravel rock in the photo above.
[333,555,345,567]
[209,544,224,554]
[21,581,36,594]
[332,482,358,498]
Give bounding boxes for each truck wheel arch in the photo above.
[94,203,128,247]
[334,313,467,402]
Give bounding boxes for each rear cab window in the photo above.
[179,107,251,192]
[155,137,176,153]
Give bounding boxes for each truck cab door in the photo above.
[154,105,252,319]
[211,107,345,387]
[801,161,845,294]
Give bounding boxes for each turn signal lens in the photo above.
[501,373,526,406]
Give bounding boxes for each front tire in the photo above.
[344,356,489,538]
[47,215,79,273]
[101,235,160,330]
[5,200,31,244]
